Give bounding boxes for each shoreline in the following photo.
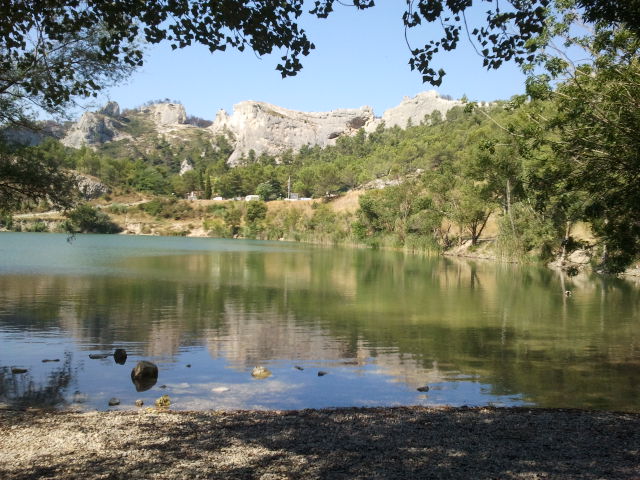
[2,406,640,479]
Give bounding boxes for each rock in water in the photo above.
[317,371,328,377]
[131,361,158,392]
[41,359,60,363]
[294,366,304,371]
[135,399,144,407]
[89,354,109,359]
[11,368,27,374]
[113,349,127,365]
[108,398,120,406]
[155,395,171,408]
[417,386,430,392]
[251,366,272,379]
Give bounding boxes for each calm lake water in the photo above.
[1,232,639,411]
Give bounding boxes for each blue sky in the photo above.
[95,3,527,120]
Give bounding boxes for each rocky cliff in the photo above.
[139,102,186,127]
[61,101,128,148]
[61,101,188,148]
[60,91,461,162]
[367,90,461,130]
[209,101,376,165]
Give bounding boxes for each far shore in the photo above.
[1,406,639,479]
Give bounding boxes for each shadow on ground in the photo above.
[1,407,639,479]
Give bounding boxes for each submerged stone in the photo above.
[89,354,109,359]
[113,349,127,365]
[251,366,272,379]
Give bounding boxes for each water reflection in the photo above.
[0,354,74,408]
[0,233,639,411]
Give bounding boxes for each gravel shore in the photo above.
[1,406,639,479]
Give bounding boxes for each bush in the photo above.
[107,203,128,214]
[245,201,268,223]
[203,217,229,237]
[24,221,49,232]
[66,204,122,234]
[0,214,13,230]
[139,198,194,220]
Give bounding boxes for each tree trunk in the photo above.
[506,178,516,234]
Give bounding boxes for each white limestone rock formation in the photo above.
[76,173,109,199]
[61,101,127,149]
[140,103,186,127]
[208,101,375,165]
[366,91,461,131]
[179,159,194,176]
[62,111,122,148]
[98,101,120,117]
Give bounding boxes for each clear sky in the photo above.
[94,2,527,120]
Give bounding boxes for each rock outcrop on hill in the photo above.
[60,91,461,162]
[76,174,109,199]
[209,101,375,165]
[62,102,127,149]
[367,91,461,130]
[140,103,186,127]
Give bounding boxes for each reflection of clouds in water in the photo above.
[163,380,304,410]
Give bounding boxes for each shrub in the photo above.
[108,203,129,214]
[66,204,122,234]
[139,198,194,220]
[203,217,228,237]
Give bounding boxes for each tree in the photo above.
[245,200,268,223]
[508,2,640,271]
[2,0,638,219]
[0,143,78,214]
[256,181,278,201]
[545,45,640,271]
[204,175,213,200]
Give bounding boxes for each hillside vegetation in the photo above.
[1,98,610,274]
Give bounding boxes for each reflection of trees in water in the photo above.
[0,353,73,408]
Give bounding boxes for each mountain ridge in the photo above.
[60,91,463,164]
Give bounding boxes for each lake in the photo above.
[1,232,639,411]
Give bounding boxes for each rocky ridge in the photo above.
[368,90,463,130]
[62,105,127,149]
[60,91,461,163]
[209,101,376,165]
